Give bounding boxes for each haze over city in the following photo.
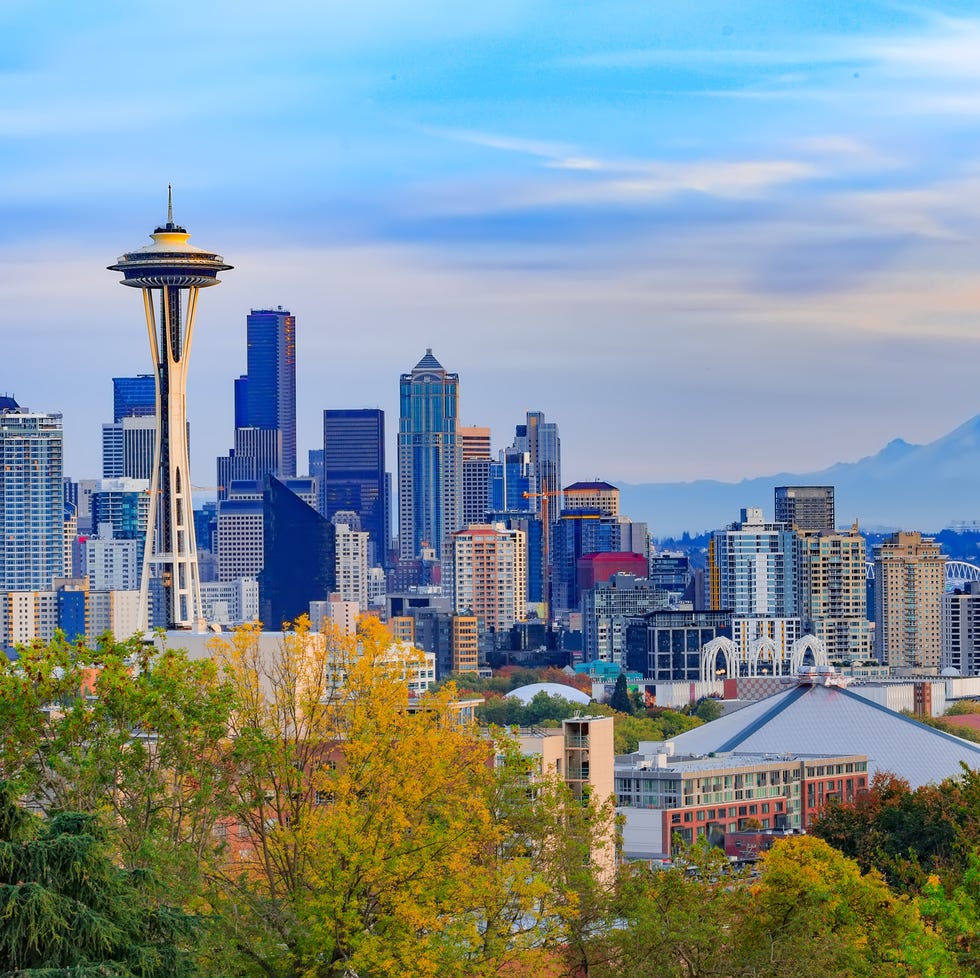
[3,2,980,487]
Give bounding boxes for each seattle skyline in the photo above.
[3,3,980,486]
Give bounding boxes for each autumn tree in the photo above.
[208,617,606,978]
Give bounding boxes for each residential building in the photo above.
[944,582,980,676]
[82,524,140,591]
[796,524,873,661]
[452,523,527,634]
[0,404,66,591]
[874,531,946,670]
[451,614,480,673]
[397,350,461,586]
[774,486,835,532]
[321,409,387,567]
[200,578,259,627]
[333,513,369,609]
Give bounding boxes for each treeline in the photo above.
[2,624,980,976]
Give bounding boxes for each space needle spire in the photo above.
[108,192,232,630]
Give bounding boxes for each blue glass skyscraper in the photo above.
[112,375,156,422]
[243,307,296,478]
[397,350,460,587]
[322,409,388,568]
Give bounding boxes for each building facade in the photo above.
[452,523,527,634]
[397,350,461,587]
[874,531,945,670]
[774,486,835,532]
[0,405,66,591]
[944,582,980,676]
[321,409,387,567]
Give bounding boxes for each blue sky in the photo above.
[3,1,980,489]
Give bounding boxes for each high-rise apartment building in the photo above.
[775,486,835,533]
[0,403,66,591]
[321,409,387,567]
[333,513,369,609]
[709,507,799,663]
[943,582,980,676]
[874,531,945,670]
[397,350,461,587]
[452,523,527,633]
[796,525,872,661]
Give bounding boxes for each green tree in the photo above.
[693,697,723,722]
[0,782,199,978]
[608,673,633,715]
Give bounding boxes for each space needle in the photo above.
[108,189,232,630]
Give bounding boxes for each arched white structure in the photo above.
[748,636,780,675]
[790,635,828,672]
[700,636,738,682]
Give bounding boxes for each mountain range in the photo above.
[618,414,980,537]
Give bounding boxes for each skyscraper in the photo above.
[397,350,461,587]
[108,190,232,629]
[321,409,387,567]
[243,307,297,478]
[0,401,66,591]
[452,523,527,633]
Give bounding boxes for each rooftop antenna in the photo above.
[167,184,174,226]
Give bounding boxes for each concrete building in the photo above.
[796,525,873,661]
[774,485,835,532]
[452,523,527,633]
[943,582,980,676]
[333,514,369,610]
[200,578,259,627]
[82,524,140,591]
[102,415,156,480]
[874,531,945,670]
[451,614,480,673]
[625,609,733,680]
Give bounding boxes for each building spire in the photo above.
[167,184,174,226]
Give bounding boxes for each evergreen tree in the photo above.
[0,782,199,978]
[609,673,634,714]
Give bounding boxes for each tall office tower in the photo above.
[775,486,835,532]
[523,411,561,521]
[108,191,231,629]
[460,426,491,461]
[259,476,335,629]
[0,401,66,590]
[874,531,946,670]
[461,425,493,527]
[112,374,156,421]
[397,350,461,587]
[709,507,800,663]
[102,416,156,479]
[321,409,387,567]
[796,525,872,662]
[452,523,527,634]
[243,307,297,478]
[217,427,284,497]
[943,582,980,676]
[333,512,369,609]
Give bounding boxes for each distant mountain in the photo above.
[618,414,980,537]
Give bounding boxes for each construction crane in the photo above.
[522,484,562,625]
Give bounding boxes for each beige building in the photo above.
[874,531,946,670]
[452,523,527,633]
[563,480,619,516]
[332,516,369,609]
[797,524,873,661]
[451,615,480,674]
